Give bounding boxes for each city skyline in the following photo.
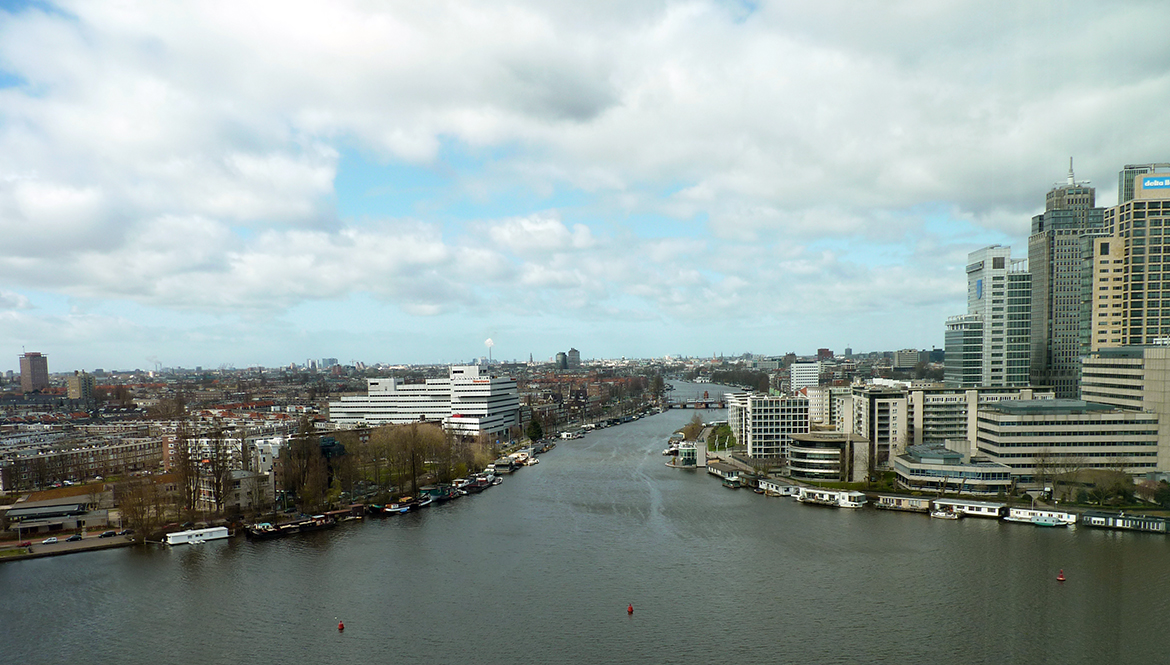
[3,2,1170,372]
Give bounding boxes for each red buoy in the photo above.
[338,620,345,631]
[1057,569,1066,582]
[627,604,634,614]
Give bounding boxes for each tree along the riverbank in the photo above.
[279,422,491,512]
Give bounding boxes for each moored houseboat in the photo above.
[1004,507,1077,527]
[931,498,1006,519]
[166,526,230,545]
[796,487,867,509]
[874,494,932,513]
[1080,510,1168,534]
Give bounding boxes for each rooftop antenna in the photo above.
[1067,156,1075,185]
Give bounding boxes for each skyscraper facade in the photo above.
[1118,163,1170,205]
[1027,163,1105,398]
[944,246,1031,388]
[1088,171,1170,348]
[19,352,49,393]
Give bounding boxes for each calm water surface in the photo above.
[3,383,1169,664]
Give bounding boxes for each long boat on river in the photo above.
[246,515,338,540]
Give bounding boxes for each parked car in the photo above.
[66,534,83,542]
[42,537,58,544]
[98,531,117,538]
[180,521,195,528]
[117,529,134,536]
[18,541,32,547]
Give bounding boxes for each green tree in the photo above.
[526,417,544,441]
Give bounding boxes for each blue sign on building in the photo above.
[1142,176,1170,189]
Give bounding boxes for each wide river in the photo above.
[3,382,1169,664]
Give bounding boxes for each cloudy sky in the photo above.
[2,1,1168,372]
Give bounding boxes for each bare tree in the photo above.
[173,423,199,519]
[116,477,162,543]
[204,422,236,514]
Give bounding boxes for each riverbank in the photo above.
[1,535,134,562]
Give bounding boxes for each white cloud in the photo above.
[0,1,1165,366]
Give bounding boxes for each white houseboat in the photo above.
[796,487,867,509]
[1004,507,1077,527]
[931,498,1006,519]
[166,526,229,545]
[757,478,800,497]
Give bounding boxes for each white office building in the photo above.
[329,366,520,437]
[790,362,820,391]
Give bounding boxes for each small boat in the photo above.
[491,476,503,485]
[931,509,960,520]
[722,477,742,489]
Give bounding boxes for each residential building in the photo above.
[1028,162,1106,398]
[19,352,49,393]
[67,371,96,401]
[838,384,906,466]
[328,365,520,437]
[1081,344,1170,472]
[805,385,850,424]
[944,246,1031,388]
[975,400,1159,484]
[726,392,809,459]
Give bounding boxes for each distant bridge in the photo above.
[665,398,726,409]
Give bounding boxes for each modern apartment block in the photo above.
[1081,345,1170,472]
[66,371,96,401]
[726,392,810,459]
[837,385,906,466]
[1028,162,1105,398]
[19,352,49,393]
[328,365,520,437]
[944,246,1031,388]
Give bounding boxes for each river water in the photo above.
[3,382,1169,664]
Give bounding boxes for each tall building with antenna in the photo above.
[19,351,49,393]
[1027,159,1105,398]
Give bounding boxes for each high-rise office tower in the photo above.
[1088,170,1170,349]
[19,352,49,393]
[1118,163,1170,205]
[1027,160,1105,398]
[945,246,1031,388]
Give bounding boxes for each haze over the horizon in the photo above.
[2,1,1168,373]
